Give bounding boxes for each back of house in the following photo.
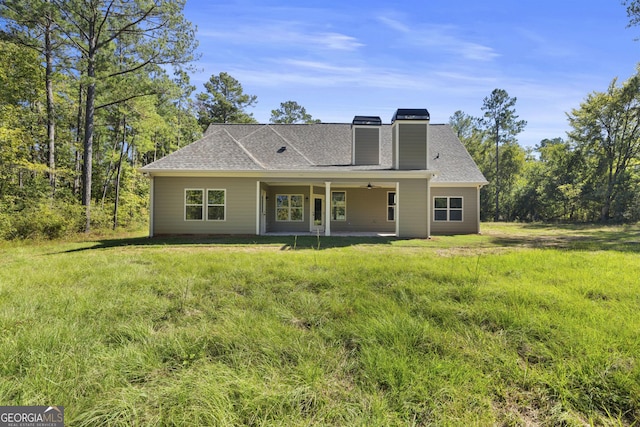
[141,108,488,238]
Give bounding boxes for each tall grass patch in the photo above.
[0,224,638,425]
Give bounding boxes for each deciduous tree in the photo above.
[567,70,640,221]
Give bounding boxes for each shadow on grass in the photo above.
[487,224,640,253]
[59,234,400,253]
[54,224,640,254]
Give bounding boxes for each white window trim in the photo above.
[434,196,464,222]
[206,189,226,222]
[275,194,305,222]
[387,191,396,222]
[184,188,204,221]
[331,191,347,221]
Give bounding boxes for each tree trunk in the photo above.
[73,84,83,196]
[601,163,616,222]
[82,45,96,232]
[494,121,500,222]
[45,2,56,193]
[81,7,99,232]
[113,116,127,230]
[101,121,121,206]
[601,203,610,222]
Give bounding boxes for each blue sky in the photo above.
[183,0,639,148]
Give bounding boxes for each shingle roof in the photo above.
[428,124,488,183]
[141,123,487,184]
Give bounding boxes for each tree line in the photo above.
[0,1,316,239]
[0,1,639,239]
[450,71,640,223]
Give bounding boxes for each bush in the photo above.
[0,194,150,240]
[1,199,84,240]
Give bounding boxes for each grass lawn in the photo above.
[0,223,639,426]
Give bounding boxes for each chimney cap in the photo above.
[352,115,382,126]
[391,108,430,122]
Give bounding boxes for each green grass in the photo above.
[0,223,639,426]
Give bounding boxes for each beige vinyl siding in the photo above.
[329,187,395,233]
[153,176,256,235]
[398,123,427,170]
[397,178,429,238]
[353,127,380,165]
[430,186,480,234]
[392,126,397,169]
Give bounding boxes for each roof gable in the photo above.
[235,125,312,169]
[428,125,486,183]
[144,128,264,170]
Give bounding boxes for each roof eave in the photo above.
[431,180,489,187]
[140,168,438,180]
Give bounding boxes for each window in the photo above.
[387,192,396,221]
[207,189,226,221]
[434,197,463,222]
[331,191,346,221]
[276,194,304,221]
[185,189,204,220]
[185,189,226,221]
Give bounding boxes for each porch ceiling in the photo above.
[261,180,398,188]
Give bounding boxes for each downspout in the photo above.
[477,185,482,234]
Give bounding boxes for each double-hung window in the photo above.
[276,194,304,221]
[207,189,226,221]
[387,192,396,221]
[185,189,204,220]
[185,188,226,221]
[434,197,463,221]
[331,191,346,221]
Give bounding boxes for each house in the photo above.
[141,108,488,238]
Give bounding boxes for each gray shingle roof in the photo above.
[428,124,488,183]
[141,123,487,184]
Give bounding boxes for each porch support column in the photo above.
[426,177,431,238]
[255,180,261,235]
[395,181,399,237]
[325,181,331,236]
[309,184,313,232]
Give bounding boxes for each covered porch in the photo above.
[255,178,428,237]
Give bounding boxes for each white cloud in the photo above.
[377,16,411,33]
[227,60,437,91]
[198,23,363,51]
[412,25,500,61]
[375,13,501,62]
[515,28,580,59]
[279,59,363,74]
[314,33,364,50]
